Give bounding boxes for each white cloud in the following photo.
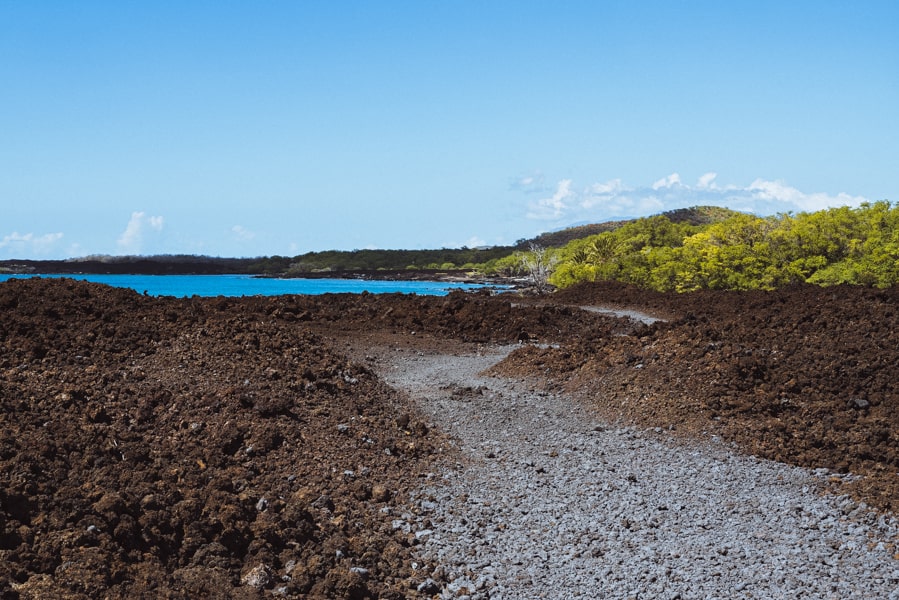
[744,179,868,213]
[697,172,718,189]
[117,211,164,254]
[580,178,648,213]
[652,173,682,190]
[527,179,574,219]
[588,179,626,195]
[510,170,548,194]
[747,179,805,204]
[0,231,64,257]
[524,173,870,225]
[231,225,255,241]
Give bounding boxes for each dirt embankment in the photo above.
[3,277,899,597]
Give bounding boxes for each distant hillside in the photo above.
[0,255,265,276]
[1,206,746,275]
[0,249,517,277]
[525,220,631,249]
[526,206,743,248]
[284,246,515,274]
[661,205,745,225]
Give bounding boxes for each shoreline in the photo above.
[260,268,515,285]
[1,263,521,287]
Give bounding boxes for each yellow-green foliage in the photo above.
[549,215,704,289]
[485,253,527,276]
[549,201,899,291]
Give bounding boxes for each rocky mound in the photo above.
[495,281,899,512]
[260,289,622,343]
[0,278,444,599]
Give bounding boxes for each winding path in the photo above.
[577,305,664,325]
[375,344,899,599]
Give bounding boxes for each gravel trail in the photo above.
[377,345,899,599]
[578,305,665,324]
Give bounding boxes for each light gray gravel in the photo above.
[377,345,899,600]
[578,305,665,324]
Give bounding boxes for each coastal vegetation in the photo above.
[4,203,897,292]
[543,201,899,291]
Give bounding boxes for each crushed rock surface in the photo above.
[375,344,899,599]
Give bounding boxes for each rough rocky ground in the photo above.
[0,279,453,599]
[2,277,899,598]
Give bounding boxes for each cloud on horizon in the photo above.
[0,231,65,257]
[117,212,164,255]
[526,173,871,225]
[510,170,550,195]
[231,225,256,242]
[464,235,487,248]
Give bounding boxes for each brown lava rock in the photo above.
[0,278,447,598]
[4,276,899,597]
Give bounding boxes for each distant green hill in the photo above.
[548,201,899,291]
[660,205,745,225]
[527,206,743,248]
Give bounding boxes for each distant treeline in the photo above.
[528,206,739,248]
[0,255,267,276]
[548,201,899,291]
[12,203,895,292]
[0,207,747,278]
[0,248,520,277]
[284,247,518,274]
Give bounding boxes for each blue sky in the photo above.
[2,1,897,259]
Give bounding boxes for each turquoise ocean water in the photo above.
[0,274,501,297]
